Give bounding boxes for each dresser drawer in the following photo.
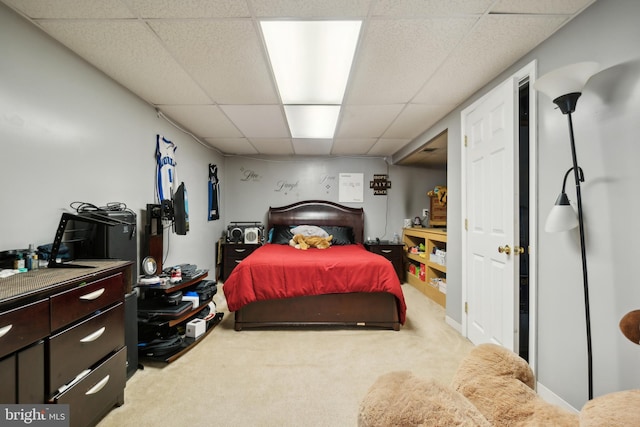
[50,273,124,331]
[365,244,404,281]
[225,244,259,261]
[223,244,259,281]
[0,299,49,358]
[49,302,124,394]
[52,347,126,427]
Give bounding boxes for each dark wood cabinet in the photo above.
[221,243,260,281]
[0,260,131,426]
[364,241,404,282]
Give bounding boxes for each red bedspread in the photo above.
[223,243,406,324]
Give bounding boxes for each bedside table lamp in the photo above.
[534,61,600,400]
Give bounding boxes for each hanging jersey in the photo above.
[156,135,177,202]
[208,163,220,221]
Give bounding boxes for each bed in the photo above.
[222,200,406,331]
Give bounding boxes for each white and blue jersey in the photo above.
[156,135,177,201]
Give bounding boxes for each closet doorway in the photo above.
[462,61,537,368]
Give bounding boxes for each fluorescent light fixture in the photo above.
[261,20,361,104]
[284,105,341,139]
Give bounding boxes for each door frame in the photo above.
[461,60,538,376]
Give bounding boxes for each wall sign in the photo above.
[370,174,391,195]
[339,173,363,203]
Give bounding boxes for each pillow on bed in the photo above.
[290,225,329,238]
[319,226,355,245]
[269,225,295,244]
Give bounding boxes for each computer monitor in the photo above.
[173,182,189,235]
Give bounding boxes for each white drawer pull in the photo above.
[234,248,247,253]
[0,324,13,338]
[85,375,110,395]
[79,288,105,301]
[80,327,106,343]
[381,249,392,254]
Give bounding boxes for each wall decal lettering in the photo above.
[275,180,299,194]
[240,167,261,182]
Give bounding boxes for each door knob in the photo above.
[498,245,511,255]
[514,246,525,255]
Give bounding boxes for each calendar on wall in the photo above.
[338,173,363,203]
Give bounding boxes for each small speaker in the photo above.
[244,227,260,244]
[227,227,244,243]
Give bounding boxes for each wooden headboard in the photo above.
[268,200,365,243]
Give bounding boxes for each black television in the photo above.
[173,182,189,235]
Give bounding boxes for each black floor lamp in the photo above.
[534,61,600,401]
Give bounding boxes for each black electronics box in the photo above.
[73,210,138,282]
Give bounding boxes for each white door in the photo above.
[463,78,519,349]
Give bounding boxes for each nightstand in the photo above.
[221,243,260,281]
[364,241,404,282]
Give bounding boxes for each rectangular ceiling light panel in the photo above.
[284,105,341,139]
[261,20,362,105]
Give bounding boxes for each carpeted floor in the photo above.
[98,283,474,427]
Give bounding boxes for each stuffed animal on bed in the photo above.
[289,234,333,250]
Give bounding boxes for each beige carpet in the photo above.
[98,283,474,427]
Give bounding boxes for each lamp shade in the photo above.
[545,192,579,232]
[534,62,600,101]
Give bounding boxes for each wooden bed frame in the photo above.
[233,200,401,331]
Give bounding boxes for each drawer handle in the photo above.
[234,248,247,253]
[80,327,106,343]
[0,324,13,338]
[381,249,393,254]
[79,288,105,301]
[85,374,110,395]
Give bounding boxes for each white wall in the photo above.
[0,4,225,274]
[222,155,445,241]
[396,0,640,409]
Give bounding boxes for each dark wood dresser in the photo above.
[364,241,405,282]
[0,260,132,427]
[221,243,260,281]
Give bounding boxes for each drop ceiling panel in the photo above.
[204,138,258,155]
[251,0,372,17]
[249,138,294,155]
[149,20,278,104]
[330,138,377,156]
[490,0,595,15]
[1,0,134,19]
[127,0,250,18]
[383,104,453,140]
[336,105,404,138]
[292,138,333,156]
[346,17,476,104]
[367,138,412,156]
[372,0,493,17]
[160,105,242,138]
[38,20,211,105]
[220,105,289,138]
[413,14,569,105]
[0,0,597,167]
